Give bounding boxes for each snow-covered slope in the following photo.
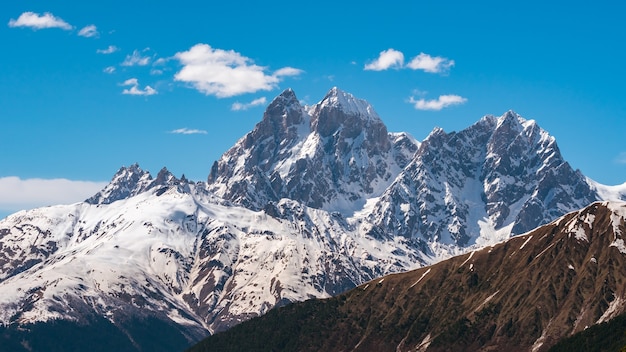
[0,172,427,342]
[587,178,626,202]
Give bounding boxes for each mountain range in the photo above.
[0,87,624,350]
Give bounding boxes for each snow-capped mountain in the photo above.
[0,166,426,350]
[366,111,600,256]
[207,87,419,214]
[0,88,624,350]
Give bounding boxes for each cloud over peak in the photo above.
[8,12,72,30]
[365,49,455,74]
[174,43,303,98]
[169,128,208,135]
[409,94,467,111]
[231,97,267,111]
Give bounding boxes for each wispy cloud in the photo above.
[174,43,303,97]
[97,45,119,54]
[409,94,467,111]
[616,152,626,164]
[231,97,267,111]
[8,12,72,30]
[121,78,157,96]
[364,49,404,71]
[78,24,98,38]
[406,53,454,74]
[121,49,151,66]
[273,67,303,77]
[169,128,208,135]
[103,66,116,74]
[0,177,106,215]
[364,49,454,74]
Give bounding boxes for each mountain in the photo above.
[0,88,624,350]
[188,201,626,352]
[207,87,418,214]
[366,111,598,252]
[0,166,426,350]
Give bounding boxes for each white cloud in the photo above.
[273,67,303,77]
[78,24,98,38]
[616,152,626,164]
[231,97,267,111]
[8,12,72,30]
[153,57,170,66]
[150,69,163,75]
[0,177,107,215]
[364,49,455,74]
[121,78,157,96]
[406,52,455,73]
[409,94,467,111]
[103,66,116,74]
[169,128,208,135]
[97,45,119,54]
[174,43,303,97]
[121,49,151,66]
[364,49,404,71]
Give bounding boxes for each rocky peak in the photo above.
[85,163,153,205]
[151,167,178,187]
[310,88,384,138]
[86,164,186,205]
[368,110,599,247]
[316,87,379,119]
[206,88,412,213]
[251,89,305,145]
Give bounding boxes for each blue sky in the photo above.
[1,0,625,218]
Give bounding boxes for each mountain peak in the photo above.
[269,88,300,109]
[496,110,526,131]
[85,163,153,205]
[316,87,379,120]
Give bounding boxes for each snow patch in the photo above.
[410,268,431,288]
[519,235,533,250]
[610,238,626,254]
[597,295,624,323]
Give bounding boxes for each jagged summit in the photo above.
[207,88,417,213]
[86,164,184,205]
[85,163,153,205]
[367,110,598,248]
[313,87,379,120]
[265,88,302,115]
